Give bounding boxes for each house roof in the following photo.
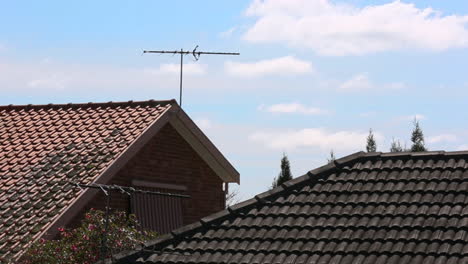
[115,151,468,264]
[0,100,239,262]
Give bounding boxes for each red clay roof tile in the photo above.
[0,99,174,262]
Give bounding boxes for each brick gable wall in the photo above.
[70,123,225,230]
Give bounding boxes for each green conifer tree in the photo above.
[272,153,293,188]
[411,119,427,152]
[328,150,336,163]
[390,138,404,152]
[366,129,377,152]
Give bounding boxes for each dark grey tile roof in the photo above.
[116,151,468,264]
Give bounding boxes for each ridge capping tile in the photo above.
[308,162,337,177]
[255,185,285,201]
[380,152,412,158]
[412,151,445,157]
[361,152,382,158]
[334,151,366,166]
[200,209,230,225]
[125,233,175,257]
[0,99,176,111]
[143,234,174,248]
[281,173,311,189]
[109,249,142,264]
[171,221,203,237]
[445,151,468,157]
[228,197,258,212]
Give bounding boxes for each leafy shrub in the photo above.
[21,209,157,264]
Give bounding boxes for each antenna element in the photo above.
[143,46,239,107]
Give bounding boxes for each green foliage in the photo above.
[390,138,404,152]
[272,154,293,188]
[366,129,377,152]
[411,120,427,152]
[21,209,157,264]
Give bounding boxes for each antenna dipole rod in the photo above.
[143,46,240,107]
[180,49,183,107]
[143,50,240,56]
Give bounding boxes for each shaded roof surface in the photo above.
[124,151,468,264]
[0,100,174,261]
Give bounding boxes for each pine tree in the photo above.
[366,129,377,152]
[411,119,427,152]
[327,150,336,163]
[390,138,403,152]
[272,153,293,188]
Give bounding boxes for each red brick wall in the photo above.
[72,123,225,229]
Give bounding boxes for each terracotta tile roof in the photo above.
[0,100,175,262]
[116,151,468,264]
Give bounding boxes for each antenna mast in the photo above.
[143,46,239,107]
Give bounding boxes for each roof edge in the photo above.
[104,233,176,264]
[0,99,176,111]
[333,151,366,167]
[361,150,466,159]
[169,105,240,183]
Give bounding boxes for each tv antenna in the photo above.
[143,46,239,107]
[72,182,190,262]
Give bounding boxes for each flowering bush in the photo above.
[21,209,157,264]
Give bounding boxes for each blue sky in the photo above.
[2,0,468,201]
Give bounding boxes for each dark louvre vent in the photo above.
[131,187,184,234]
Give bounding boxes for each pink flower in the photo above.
[88,224,96,230]
[57,227,65,232]
[71,244,78,251]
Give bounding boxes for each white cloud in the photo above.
[338,73,405,92]
[259,102,328,115]
[385,82,406,90]
[359,111,377,118]
[220,27,237,38]
[427,134,457,144]
[400,114,426,121]
[28,74,67,90]
[225,56,314,77]
[457,144,468,151]
[339,73,373,91]
[243,0,468,56]
[0,59,211,95]
[194,118,213,130]
[146,63,207,75]
[249,128,383,152]
[1,57,312,95]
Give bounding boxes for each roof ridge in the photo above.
[360,150,468,159]
[0,99,177,111]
